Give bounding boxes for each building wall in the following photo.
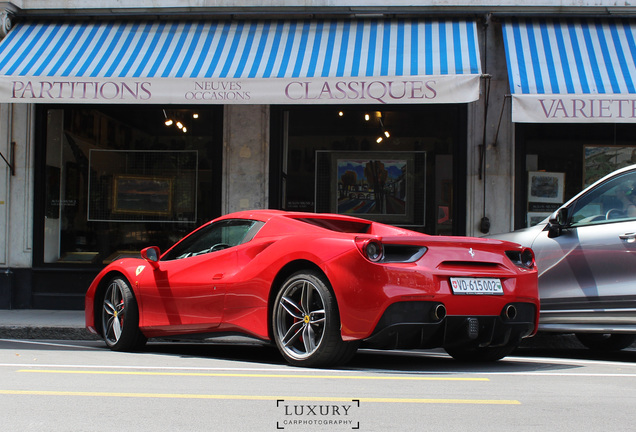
[0,104,33,308]
[222,105,270,214]
[0,104,9,267]
[467,18,515,237]
[1,103,32,269]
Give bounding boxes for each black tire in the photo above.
[575,333,636,351]
[272,270,358,367]
[101,276,147,351]
[445,344,518,362]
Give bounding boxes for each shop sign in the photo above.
[512,94,636,123]
[0,75,480,105]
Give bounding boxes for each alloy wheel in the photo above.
[275,278,327,361]
[102,280,127,346]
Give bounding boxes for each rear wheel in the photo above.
[575,333,636,351]
[101,276,147,351]
[272,270,358,367]
[445,344,518,362]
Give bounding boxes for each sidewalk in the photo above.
[0,309,97,340]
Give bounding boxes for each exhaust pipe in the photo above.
[504,304,517,320]
[432,304,447,321]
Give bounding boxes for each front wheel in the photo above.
[445,344,518,362]
[101,276,147,351]
[272,270,358,367]
[575,333,636,351]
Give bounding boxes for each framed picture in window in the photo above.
[528,171,565,204]
[327,151,423,225]
[113,175,173,216]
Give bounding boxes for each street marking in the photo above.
[4,362,636,378]
[17,369,489,381]
[0,390,519,404]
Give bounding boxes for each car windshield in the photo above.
[570,171,636,227]
[162,219,263,260]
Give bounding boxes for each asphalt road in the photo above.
[1,339,635,432]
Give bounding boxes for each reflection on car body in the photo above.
[86,210,539,367]
[491,164,636,351]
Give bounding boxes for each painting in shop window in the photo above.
[113,175,173,216]
[326,151,422,225]
[337,158,407,216]
[88,149,198,222]
[527,171,565,204]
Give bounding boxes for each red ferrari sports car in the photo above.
[85,210,539,367]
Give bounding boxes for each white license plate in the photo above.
[450,277,504,295]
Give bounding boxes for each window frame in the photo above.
[569,170,636,228]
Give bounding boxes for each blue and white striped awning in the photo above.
[0,19,482,104]
[503,19,636,122]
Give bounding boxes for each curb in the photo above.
[0,326,99,340]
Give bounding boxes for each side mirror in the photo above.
[140,246,161,269]
[547,208,568,238]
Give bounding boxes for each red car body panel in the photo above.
[86,210,539,347]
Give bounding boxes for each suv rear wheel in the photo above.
[575,333,636,351]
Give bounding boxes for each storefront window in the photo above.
[38,106,223,266]
[275,105,465,235]
[516,123,636,229]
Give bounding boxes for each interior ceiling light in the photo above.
[163,109,173,126]
[364,113,370,121]
[376,137,383,143]
[384,131,390,138]
[338,111,344,117]
[163,109,189,133]
[192,113,199,119]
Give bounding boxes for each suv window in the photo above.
[570,171,636,227]
[162,219,263,260]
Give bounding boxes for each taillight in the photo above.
[521,248,535,268]
[356,238,384,262]
[506,247,535,269]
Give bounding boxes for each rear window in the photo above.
[294,217,370,233]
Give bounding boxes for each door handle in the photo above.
[619,233,636,243]
[213,273,224,280]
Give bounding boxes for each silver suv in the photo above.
[492,164,636,351]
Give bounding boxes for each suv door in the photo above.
[533,169,636,313]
